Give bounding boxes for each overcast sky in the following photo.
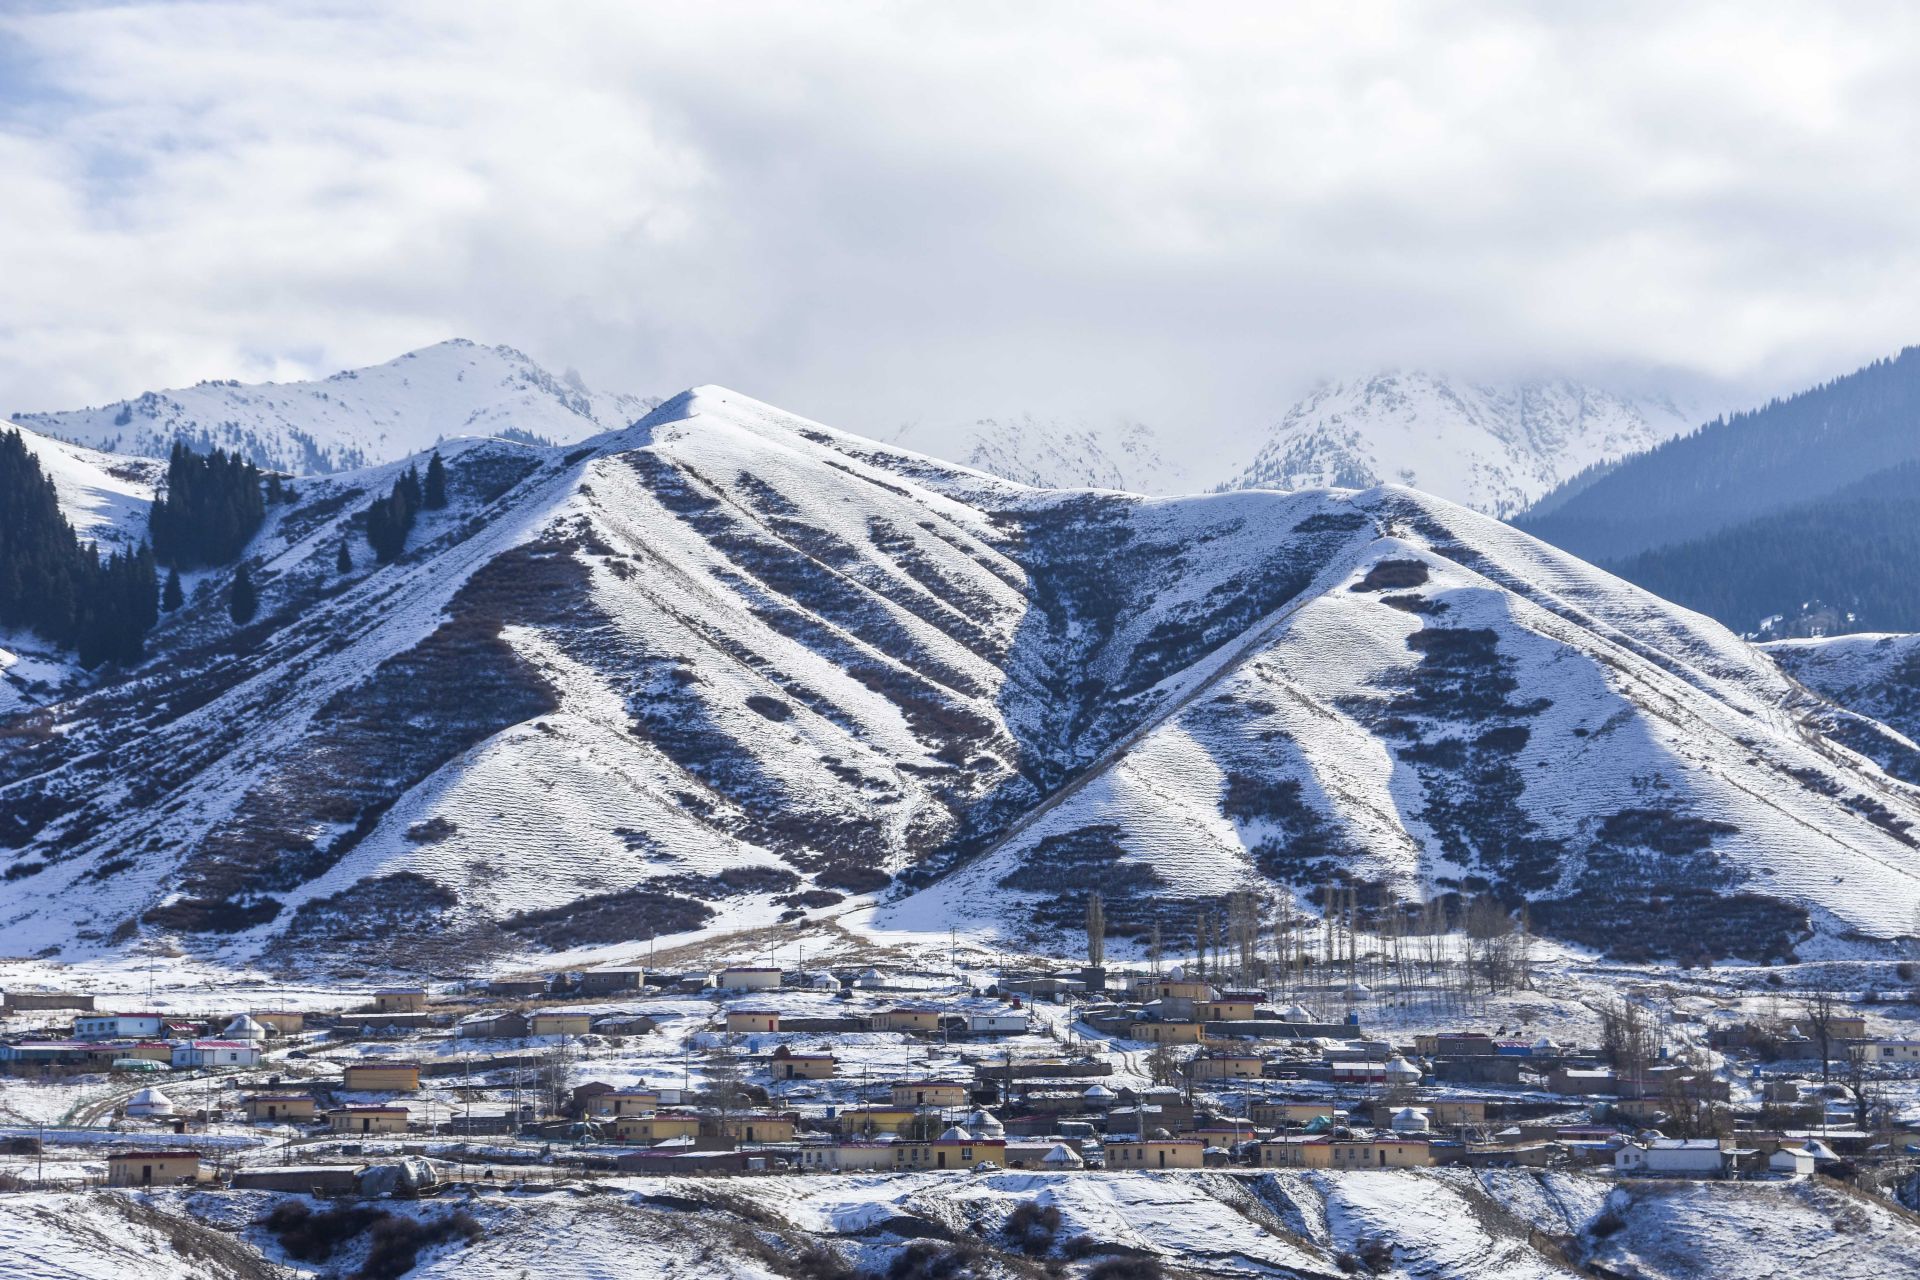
[3,1,1918,450]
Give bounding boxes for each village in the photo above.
[4,909,1919,1212]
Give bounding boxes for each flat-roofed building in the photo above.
[244,1094,318,1122]
[107,1151,203,1187]
[341,1061,421,1092]
[329,1105,409,1135]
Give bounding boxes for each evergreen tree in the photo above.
[336,539,353,572]
[229,563,258,625]
[423,452,448,509]
[363,470,422,565]
[400,464,423,516]
[149,441,267,568]
[162,567,183,611]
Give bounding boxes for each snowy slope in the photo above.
[14,339,653,475]
[1765,633,1920,786]
[888,414,1192,493]
[1,386,1917,972]
[4,418,160,551]
[1219,373,1699,518]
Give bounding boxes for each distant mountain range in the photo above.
[1519,346,1920,636]
[14,339,655,474]
[4,387,1918,974]
[887,414,1192,494]
[1216,373,1702,518]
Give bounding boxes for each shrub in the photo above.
[1088,1259,1165,1280]
[886,1241,988,1280]
[1005,1200,1062,1254]
[787,1244,856,1280]
[264,1201,388,1262]
[356,1210,482,1280]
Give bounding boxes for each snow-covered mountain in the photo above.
[14,339,654,475]
[2,387,1917,973]
[888,414,1191,493]
[1766,633,1920,785]
[1219,373,1700,518]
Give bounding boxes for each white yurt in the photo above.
[223,1014,267,1041]
[1383,1056,1423,1086]
[1081,1084,1116,1109]
[126,1087,175,1118]
[1390,1106,1431,1133]
[938,1125,973,1144]
[1281,1004,1317,1023]
[966,1109,1006,1138]
[1041,1142,1084,1169]
[1343,981,1372,1001]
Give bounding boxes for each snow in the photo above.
[16,339,654,475]
[1221,372,1704,518]
[888,413,1196,494]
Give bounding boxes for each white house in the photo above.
[74,1013,166,1040]
[1769,1146,1815,1176]
[170,1039,260,1069]
[1615,1138,1725,1177]
[718,966,782,991]
[1852,1039,1920,1064]
[967,1011,1029,1035]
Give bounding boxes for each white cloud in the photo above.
[2,0,1917,446]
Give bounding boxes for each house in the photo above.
[1829,1014,1869,1040]
[1,990,94,1012]
[966,1011,1029,1035]
[1852,1039,1920,1064]
[1615,1138,1726,1177]
[1252,1101,1339,1128]
[791,1141,896,1172]
[341,1061,421,1092]
[1130,975,1215,1002]
[872,1008,942,1033]
[1201,993,1263,1021]
[1549,1067,1618,1095]
[74,1013,166,1040]
[106,1151,203,1187]
[251,1011,306,1035]
[1103,1135,1204,1170]
[837,1106,918,1136]
[1331,1139,1441,1169]
[229,1165,361,1194]
[1187,1053,1263,1081]
[1180,1122,1258,1147]
[244,1094,318,1122]
[487,978,551,999]
[720,1113,798,1144]
[1769,1145,1816,1175]
[577,968,645,996]
[770,1048,835,1080]
[718,966,783,991]
[612,1112,703,1144]
[1259,1136,1334,1168]
[329,1105,409,1134]
[1415,1032,1496,1057]
[530,1011,592,1037]
[891,1080,970,1109]
[892,1125,1006,1170]
[726,1010,780,1034]
[371,988,426,1013]
[1129,1021,1203,1045]
[458,1011,531,1039]
[588,1090,662,1117]
[170,1040,260,1069]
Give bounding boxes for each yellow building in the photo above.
[719,966,783,991]
[1331,1139,1439,1169]
[251,1011,306,1035]
[1132,977,1216,1002]
[721,1113,798,1143]
[1201,996,1261,1021]
[613,1112,703,1144]
[329,1106,409,1135]
[771,1051,836,1080]
[871,1008,942,1033]
[726,1009,780,1034]
[107,1151,203,1187]
[372,988,426,1013]
[1103,1137,1204,1170]
[588,1090,661,1118]
[892,1127,1006,1170]
[530,1011,592,1037]
[341,1062,421,1092]
[891,1080,970,1109]
[1251,1101,1338,1128]
[1187,1054,1263,1081]
[837,1106,918,1136]
[1259,1137,1334,1168]
[244,1094,317,1122]
[1130,1021,1203,1045]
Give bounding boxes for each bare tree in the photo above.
[1803,987,1839,1084]
[1149,919,1163,978]
[1145,1040,1179,1087]
[1085,891,1105,970]
[1599,998,1658,1075]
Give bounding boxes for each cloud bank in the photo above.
[3,1,1917,446]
